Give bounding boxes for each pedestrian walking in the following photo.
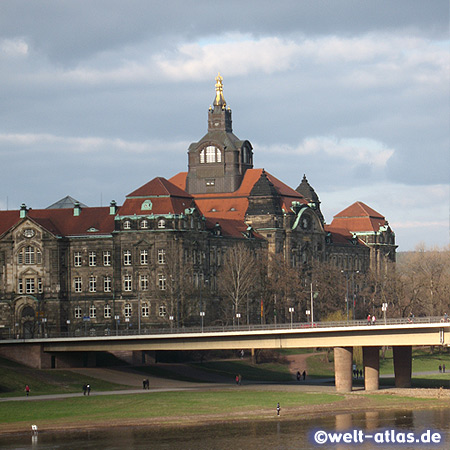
[83,384,87,395]
[276,402,281,416]
[296,371,301,381]
[143,379,146,389]
[439,365,442,373]
[371,315,376,325]
[443,364,446,373]
[302,370,306,381]
[367,314,371,325]
[235,375,239,385]
[87,384,91,395]
[238,374,242,385]
[25,385,30,397]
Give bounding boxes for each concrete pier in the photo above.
[334,346,353,392]
[393,345,412,388]
[363,346,380,391]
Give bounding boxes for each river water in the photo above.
[1,408,449,449]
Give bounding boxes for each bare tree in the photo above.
[155,239,195,327]
[218,244,261,324]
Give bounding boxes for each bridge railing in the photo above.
[2,316,448,340]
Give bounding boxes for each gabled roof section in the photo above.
[334,201,384,220]
[120,177,194,216]
[0,207,115,238]
[324,224,366,246]
[330,201,388,233]
[127,177,193,199]
[169,168,306,221]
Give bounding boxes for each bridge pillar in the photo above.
[393,345,412,388]
[363,346,380,391]
[334,346,353,392]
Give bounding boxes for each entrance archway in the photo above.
[21,305,36,338]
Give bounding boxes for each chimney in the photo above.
[20,203,28,218]
[109,200,117,215]
[73,202,81,217]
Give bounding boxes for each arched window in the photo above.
[200,146,221,164]
[18,246,42,265]
[158,219,166,229]
[141,302,149,317]
[104,304,111,318]
[140,220,148,229]
[123,220,131,230]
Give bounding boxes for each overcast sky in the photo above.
[1,0,449,251]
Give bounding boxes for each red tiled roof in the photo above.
[0,207,116,238]
[324,224,366,246]
[169,169,306,221]
[330,201,388,233]
[120,177,194,216]
[127,177,192,198]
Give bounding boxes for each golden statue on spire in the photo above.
[214,72,226,107]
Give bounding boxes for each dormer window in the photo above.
[200,146,222,164]
[140,220,149,229]
[123,220,131,230]
[158,219,166,229]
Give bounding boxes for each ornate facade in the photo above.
[0,75,397,338]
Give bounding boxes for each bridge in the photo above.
[1,317,449,393]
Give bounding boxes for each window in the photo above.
[74,277,82,293]
[200,145,222,164]
[158,219,166,229]
[89,276,96,293]
[159,305,167,317]
[123,250,132,266]
[140,220,149,229]
[38,278,43,293]
[104,304,111,318]
[104,276,112,293]
[140,249,148,265]
[74,251,82,267]
[103,251,111,266]
[18,278,23,294]
[18,246,41,265]
[140,274,148,291]
[206,179,215,186]
[25,278,35,294]
[89,304,96,319]
[123,275,132,292]
[158,274,166,291]
[124,303,132,318]
[141,302,149,318]
[89,251,96,267]
[158,249,166,264]
[74,306,82,319]
[123,220,131,230]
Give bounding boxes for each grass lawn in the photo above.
[0,390,342,425]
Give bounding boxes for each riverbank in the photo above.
[1,385,449,437]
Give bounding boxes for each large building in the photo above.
[0,75,396,338]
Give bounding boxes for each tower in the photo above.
[186,73,253,194]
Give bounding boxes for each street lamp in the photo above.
[169,315,174,331]
[66,319,71,336]
[200,311,205,332]
[382,303,388,325]
[114,315,120,335]
[341,270,349,323]
[236,313,241,327]
[289,307,294,329]
[42,318,47,337]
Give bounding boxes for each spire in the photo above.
[213,72,226,109]
[208,73,232,132]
